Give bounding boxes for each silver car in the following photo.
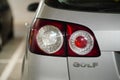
[22,0,120,80]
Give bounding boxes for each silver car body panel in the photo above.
[24,0,120,80]
[28,52,69,80]
[68,52,120,80]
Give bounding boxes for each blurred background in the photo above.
[0,0,39,80]
[8,0,39,37]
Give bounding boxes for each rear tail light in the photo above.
[67,24,100,57]
[29,19,100,57]
[29,19,66,57]
[69,30,94,55]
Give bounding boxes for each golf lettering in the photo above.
[73,62,98,68]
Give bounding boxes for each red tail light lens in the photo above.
[69,30,94,55]
[67,24,100,57]
[29,19,100,57]
[75,36,87,48]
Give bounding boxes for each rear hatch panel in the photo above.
[67,52,119,80]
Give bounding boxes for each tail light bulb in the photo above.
[75,36,87,48]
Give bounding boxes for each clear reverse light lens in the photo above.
[69,30,94,55]
[36,25,63,54]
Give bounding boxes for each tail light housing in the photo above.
[29,19,100,57]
